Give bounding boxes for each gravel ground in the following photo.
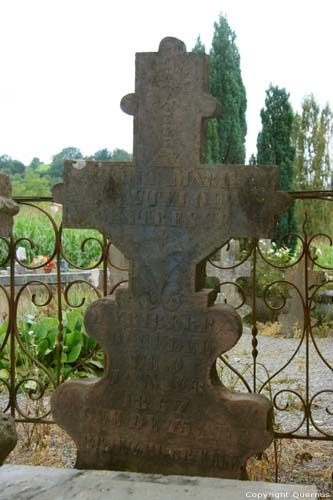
[2,333,333,496]
[224,332,333,439]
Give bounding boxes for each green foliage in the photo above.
[0,310,103,388]
[29,157,42,170]
[193,15,246,164]
[249,154,256,165]
[11,206,103,267]
[48,147,83,180]
[209,13,247,164]
[12,172,51,197]
[256,85,297,251]
[90,148,113,161]
[313,243,333,269]
[294,95,333,190]
[238,241,295,317]
[0,155,25,175]
[206,119,220,164]
[192,35,205,53]
[0,145,131,196]
[110,148,132,162]
[293,95,333,236]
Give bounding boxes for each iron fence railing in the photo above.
[0,194,332,442]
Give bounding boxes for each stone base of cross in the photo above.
[51,37,290,479]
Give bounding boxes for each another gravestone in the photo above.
[51,37,290,479]
[0,174,19,236]
[206,239,251,321]
[279,260,325,337]
[107,245,129,292]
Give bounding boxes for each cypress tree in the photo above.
[256,84,297,250]
[192,35,205,54]
[209,14,247,164]
[192,36,218,163]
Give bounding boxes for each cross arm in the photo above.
[52,160,135,234]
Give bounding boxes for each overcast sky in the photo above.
[0,0,332,165]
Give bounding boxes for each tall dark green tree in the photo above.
[209,14,247,164]
[256,84,297,250]
[192,36,218,163]
[193,35,205,54]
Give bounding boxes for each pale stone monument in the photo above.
[206,239,251,321]
[0,174,19,236]
[279,260,325,337]
[51,37,290,478]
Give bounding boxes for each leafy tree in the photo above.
[256,84,297,250]
[88,148,132,162]
[0,155,25,175]
[294,95,333,190]
[110,148,132,162]
[48,147,83,179]
[91,148,113,161]
[209,14,247,164]
[249,154,256,165]
[29,157,42,170]
[12,172,51,197]
[293,95,333,235]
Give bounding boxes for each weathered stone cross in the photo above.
[51,37,289,479]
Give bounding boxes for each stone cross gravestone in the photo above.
[51,37,290,479]
[0,174,19,236]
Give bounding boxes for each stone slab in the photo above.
[0,465,318,500]
[0,269,101,287]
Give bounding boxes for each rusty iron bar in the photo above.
[9,235,16,418]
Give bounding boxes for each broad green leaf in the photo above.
[65,331,83,351]
[67,342,82,363]
[0,368,10,379]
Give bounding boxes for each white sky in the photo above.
[0,0,332,165]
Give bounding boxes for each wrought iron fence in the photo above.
[0,193,332,443]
